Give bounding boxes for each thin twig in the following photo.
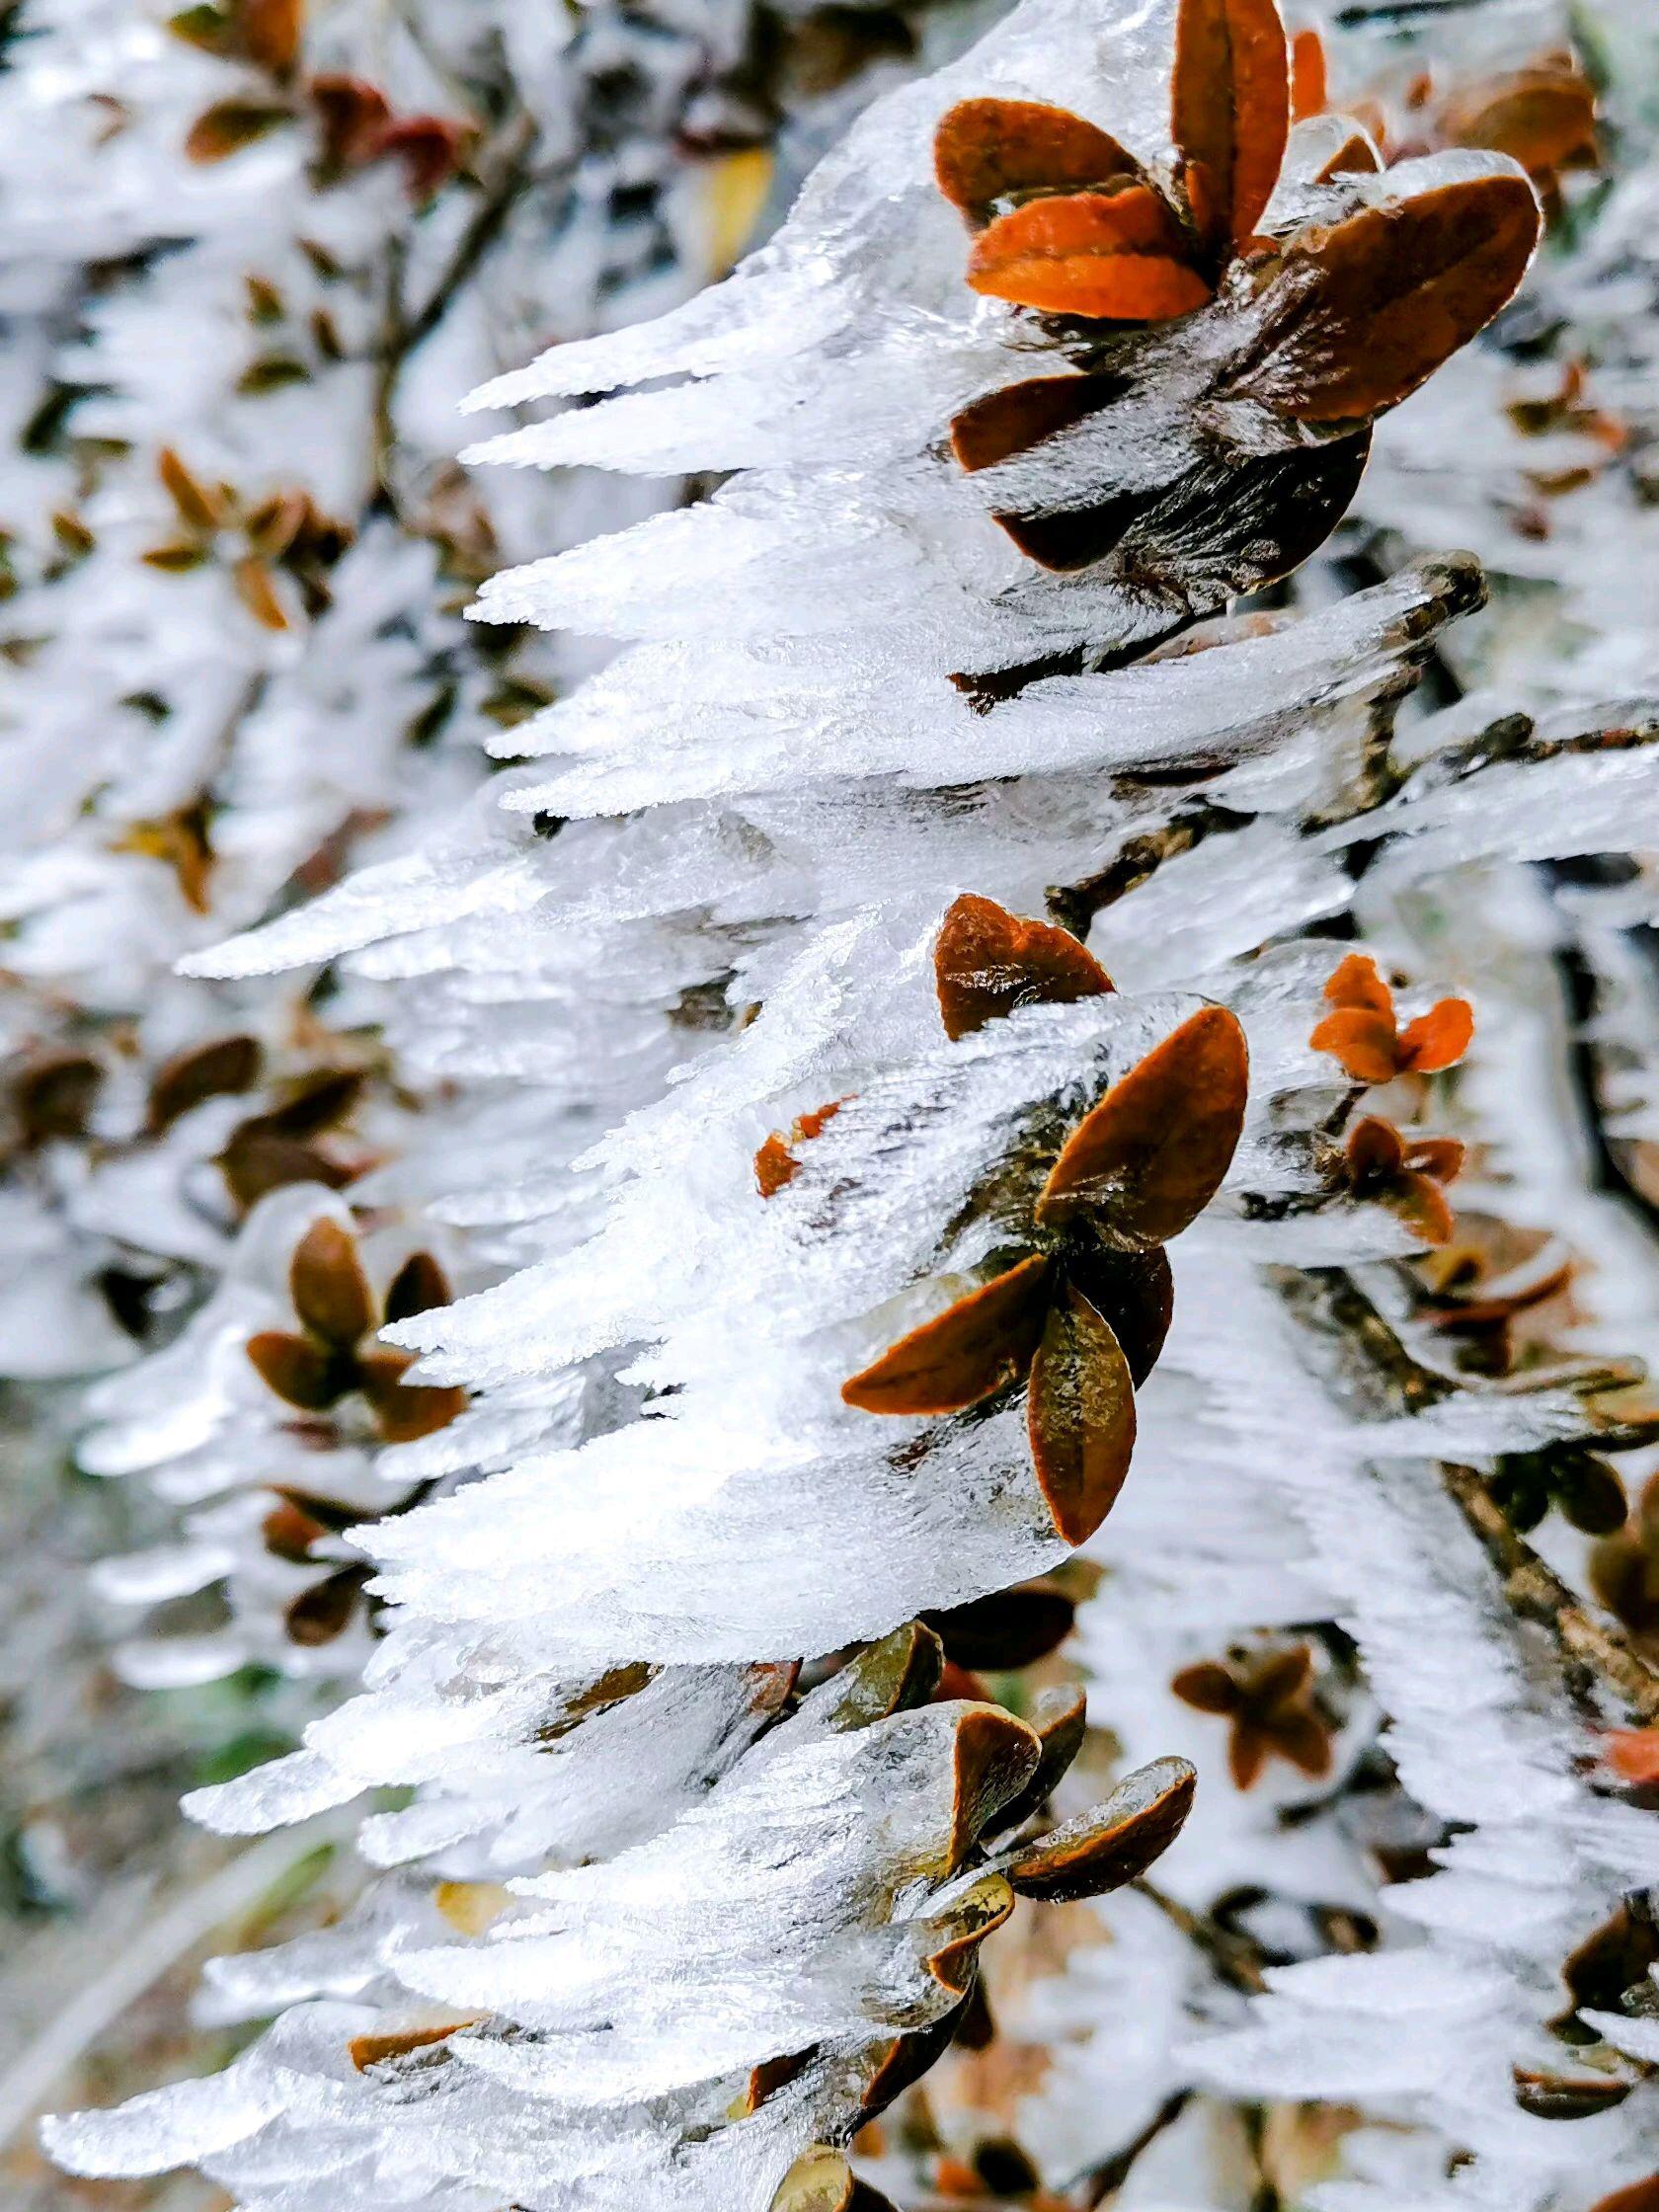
[1129,1877,1270,1997]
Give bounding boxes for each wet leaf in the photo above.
[1263,175,1542,423]
[383,1249,452,1325]
[934,893,1112,1039]
[1027,1284,1137,1544]
[285,1563,366,1645]
[921,1868,1016,1991]
[941,1706,1043,1871]
[926,1577,1075,1670]
[1063,1241,1174,1385]
[755,1097,845,1198]
[1037,1005,1248,1247]
[969,186,1211,319]
[289,1217,374,1347]
[1002,1753,1196,1899]
[1172,0,1290,255]
[1308,1005,1399,1082]
[933,98,1141,224]
[148,1034,262,1132]
[841,1254,1053,1416]
[246,1329,347,1411]
[855,2000,973,2120]
[821,1620,944,1731]
[185,99,290,163]
[358,1349,466,1443]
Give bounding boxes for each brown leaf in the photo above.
[252,1066,364,1139]
[925,1577,1075,1670]
[262,1497,329,1563]
[239,0,303,73]
[933,98,1142,224]
[288,1217,374,1347]
[771,2148,903,2212]
[941,1706,1043,1872]
[1169,1659,1237,1713]
[935,893,1112,1039]
[157,445,223,531]
[821,1620,945,1731]
[1172,0,1290,255]
[246,1328,348,1410]
[1003,1753,1196,1900]
[1063,1241,1174,1385]
[1512,2066,1631,2121]
[1590,2179,1659,2212]
[1386,1170,1457,1247]
[1263,174,1541,423]
[285,1563,366,1645]
[185,98,290,163]
[358,1349,466,1443]
[148,1034,262,1132]
[233,555,289,631]
[1027,1284,1137,1544]
[921,1868,1017,1993]
[968,186,1212,319]
[1037,1005,1249,1247]
[984,1680,1088,1835]
[219,1129,351,1209]
[13,1052,102,1146]
[841,1254,1053,1416]
[383,1249,452,1325]
[308,74,391,168]
[754,1098,845,1198]
[376,115,468,201]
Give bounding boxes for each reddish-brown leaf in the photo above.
[1314,126,1382,182]
[1037,1005,1249,1247]
[1002,1754,1196,1900]
[246,1328,346,1410]
[933,98,1141,224]
[1264,174,1542,423]
[1589,2181,1659,2212]
[308,74,390,168]
[262,1497,329,1563]
[148,1034,262,1132]
[358,1348,466,1443]
[841,1254,1054,1415]
[1170,1660,1237,1714]
[383,1249,452,1326]
[377,116,467,201]
[284,1563,365,1645]
[985,1681,1088,1836]
[1344,1113,1406,1182]
[219,1130,350,1210]
[1063,1242,1174,1385]
[942,1706,1043,1871]
[755,1099,845,1198]
[1290,27,1326,121]
[934,893,1112,1039]
[1026,1284,1137,1544]
[1172,0,1290,255]
[1386,1171,1457,1247]
[925,1578,1075,1670]
[289,1217,374,1348]
[968,187,1212,320]
[13,1053,102,1146]
[1397,996,1474,1072]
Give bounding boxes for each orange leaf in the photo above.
[968,187,1212,320]
[239,0,303,74]
[1309,1006,1398,1083]
[1322,950,1394,1018]
[1036,1005,1249,1248]
[1404,1135,1464,1183]
[1397,996,1473,1072]
[1264,174,1541,422]
[233,555,289,632]
[1172,0,1291,255]
[934,98,1140,224]
[1026,1284,1136,1544]
[1588,2179,1659,2212]
[842,1255,1054,1415]
[1313,127,1382,183]
[289,1217,374,1348]
[754,1097,845,1197]
[934,893,1112,1039]
[1290,27,1326,121]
